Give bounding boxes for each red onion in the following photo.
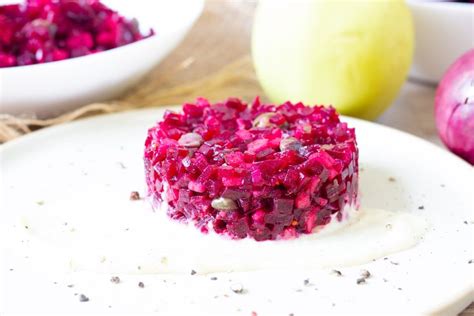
[435,49,474,165]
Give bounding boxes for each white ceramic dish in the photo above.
[1,108,473,315]
[407,0,474,83]
[0,0,204,117]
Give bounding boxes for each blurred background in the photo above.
[0,0,473,164]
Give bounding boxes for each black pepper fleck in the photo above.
[464,221,468,225]
[388,177,396,182]
[303,279,310,286]
[130,191,141,200]
[79,294,89,302]
[138,282,145,288]
[390,261,399,265]
[331,269,342,276]
[468,260,473,264]
[110,276,121,284]
[210,277,218,281]
[360,270,371,279]
[190,270,197,275]
[356,278,366,285]
[230,283,244,294]
[418,206,424,210]
[67,284,74,288]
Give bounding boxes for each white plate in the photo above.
[1,108,473,315]
[0,0,204,117]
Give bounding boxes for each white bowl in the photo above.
[0,0,204,117]
[407,0,474,84]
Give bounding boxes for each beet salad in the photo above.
[144,98,359,241]
[0,0,154,68]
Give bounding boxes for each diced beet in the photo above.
[295,191,311,209]
[144,98,359,241]
[247,139,270,154]
[222,188,251,200]
[188,181,206,193]
[0,0,154,68]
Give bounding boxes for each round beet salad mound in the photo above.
[0,0,153,68]
[144,98,358,241]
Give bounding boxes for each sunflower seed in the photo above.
[178,133,203,147]
[211,197,238,211]
[253,113,276,128]
[279,137,302,152]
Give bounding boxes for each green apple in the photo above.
[252,0,414,120]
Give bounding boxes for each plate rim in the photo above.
[1,107,473,172]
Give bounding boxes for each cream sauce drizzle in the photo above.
[19,190,427,274]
